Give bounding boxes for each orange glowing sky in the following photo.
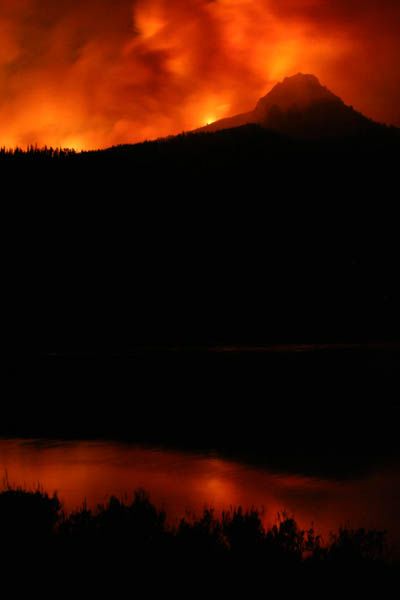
[1,0,399,149]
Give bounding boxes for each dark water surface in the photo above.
[1,438,399,549]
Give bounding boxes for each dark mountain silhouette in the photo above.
[197,73,387,138]
[2,72,400,365]
[1,74,400,469]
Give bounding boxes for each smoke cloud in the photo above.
[1,0,399,149]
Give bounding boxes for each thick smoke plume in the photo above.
[1,0,399,149]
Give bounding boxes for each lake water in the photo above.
[1,438,399,548]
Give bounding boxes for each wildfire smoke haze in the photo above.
[1,0,399,150]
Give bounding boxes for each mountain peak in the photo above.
[254,73,342,118]
[196,73,381,138]
[282,73,321,86]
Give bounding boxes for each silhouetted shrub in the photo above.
[0,486,61,545]
[0,483,396,586]
[222,507,265,554]
[328,527,388,564]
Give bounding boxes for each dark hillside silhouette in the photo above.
[2,119,399,370]
[2,75,400,458]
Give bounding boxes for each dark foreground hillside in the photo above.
[2,125,400,351]
[2,125,400,470]
[1,486,398,595]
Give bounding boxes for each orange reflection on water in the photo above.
[0,439,399,544]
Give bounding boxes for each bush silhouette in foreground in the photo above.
[0,486,393,565]
[0,485,397,596]
[0,484,61,545]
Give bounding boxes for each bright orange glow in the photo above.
[0,0,399,149]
